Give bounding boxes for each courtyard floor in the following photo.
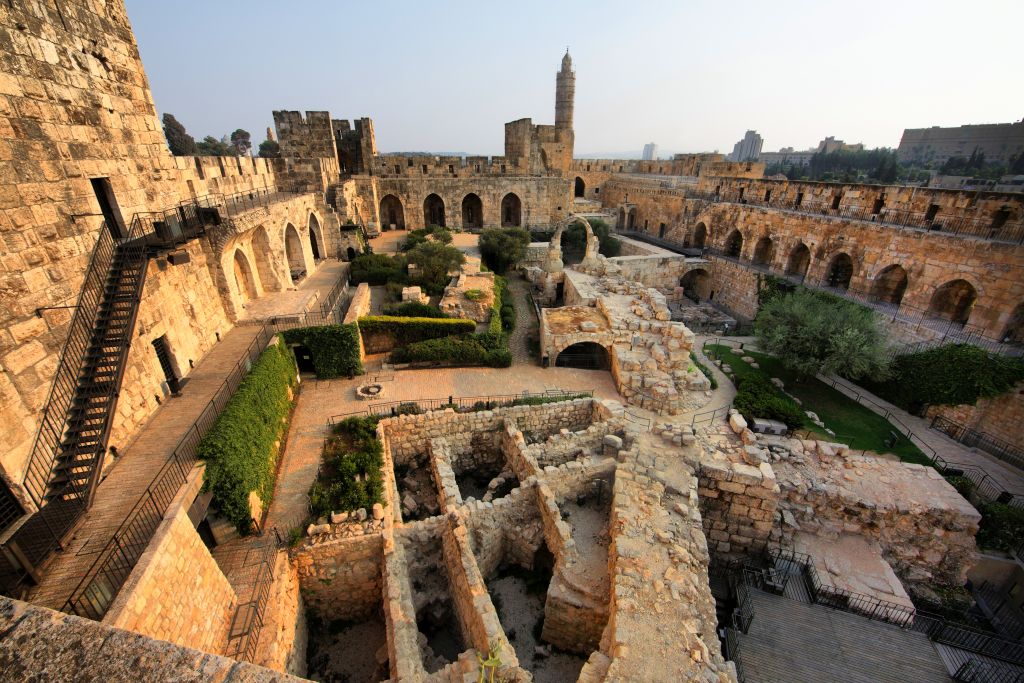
[242,259,348,319]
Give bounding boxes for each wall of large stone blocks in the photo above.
[925,382,1024,453]
[254,551,308,677]
[103,472,235,654]
[697,458,779,559]
[0,596,302,682]
[291,531,384,620]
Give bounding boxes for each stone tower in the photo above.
[555,50,575,131]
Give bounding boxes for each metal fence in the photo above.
[224,532,280,663]
[931,416,1024,474]
[63,325,277,619]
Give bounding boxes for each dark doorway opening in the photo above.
[574,177,585,198]
[291,344,316,374]
[152,335,181,395]
[91,177,127,238]
[346,246,356,261]
[555,342,609,370]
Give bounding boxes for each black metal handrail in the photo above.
[328,389,594,424]
[225,531,279,662]
[931,416,1024,474]
[63,325,276,619]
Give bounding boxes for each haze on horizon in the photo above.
[126,0,1024,158]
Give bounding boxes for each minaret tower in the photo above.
[555,49,575,131]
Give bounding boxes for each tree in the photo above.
[755,289,890,381]
[479,227,530,273]
[405,241,466,295]
[162,113,196,155]
[258,138,280,158]
[1011,153,1024,174]
[195,135,234,156]
[230,129,252,156]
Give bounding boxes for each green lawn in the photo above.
[706,344,929,465]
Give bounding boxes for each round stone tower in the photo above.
[555,50,575,131]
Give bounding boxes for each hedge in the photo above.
[281,324,363,378]
[358,316,476,346]
[381,301,449,318]
[976,502,1024,553]
[732,373,804,428]
[199,337,296,534]
[390,332,512,368]
[496,276,515,333]
[349,253,406,286]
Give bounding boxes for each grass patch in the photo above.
[706,343,928,464]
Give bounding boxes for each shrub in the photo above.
[976,503,1024,553]
[479,227,531,273]
[402,226,452,252]
[309,416,384,519]
[349,253,406,286]
[358,316,476,346]
[464,289,484,301]
[945,475,975,501]
[865,344,1024,413]
[733,373,804,428]
[405,241,466,295]
[496,276,516,332]
[199,337,297,534]
[281,324,363,378]
[381,301,449,318]
[390,332,511,368]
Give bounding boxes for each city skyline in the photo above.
[127,0,1024,156]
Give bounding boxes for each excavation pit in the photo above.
[305,610,388,683]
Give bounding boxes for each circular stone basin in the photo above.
[355,383,384,400]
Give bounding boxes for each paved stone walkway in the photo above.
[28,326,262,610]
[506,273,539,366]
[242,259,347,320]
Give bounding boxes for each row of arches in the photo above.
[379,192,524,230]
[690,221,987,326]
[229,213,325,312]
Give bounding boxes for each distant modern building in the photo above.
[729,130,763,162]
[816,136,863,154]
[760,136,864,166]
[641,142,658,161]
[898,119,1024,166]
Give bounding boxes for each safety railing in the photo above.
[63,324,277,619]
[328,389,594,425]
[952,655,1024,683]
[225,531,280,663]
[931,416,1024,474]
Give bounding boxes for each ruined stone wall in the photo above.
[254,551,308,677]
[0,596,303,682]
[291,531,383,620]
[103,471,235,654]
[371,153,522,177]
[697,454,780,559]
[704,255,761,322]
[925,382,1024,453]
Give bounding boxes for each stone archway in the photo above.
[871,265,908,306]
[693,222,709,249]
[380,194,405,231]
[555,341,608,369]
[461,193,483,230]
[232,248,259,304]
[752,236,774,266]
[785,242,810,279]
[501,193,522,227]
[626,208,637,230]
[424,193,446,227]
[308,212,323,261]
[284,222,308,284]
[824,252,854,290]
[724,229,743,258]
[574,177,586,198]
[251,225,281,293]
[928,279,977,325]
[680,268,711,302]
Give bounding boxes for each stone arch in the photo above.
[424,193,446,227]
[574,177,586,198]
[928,279,977,325]
[1001,302,1024,344]
[824,252,854,290]
[871,265,908,306]
[617,207,627,229]
[692,222,709,249]
[284,222,310,285]
[752,236,774,266]
[554,341,609,370]
[308,212,324,261]
[461,193,483,230]
[380,194,405,230]
[232,248,259,304]
[626,207,637,230]
[500,193,522,227]
[680,268,711,302]
[785,242,810,279]
[250,225,281,293]
[724,229,743,258]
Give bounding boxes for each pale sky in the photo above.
[126,0,1024,158]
